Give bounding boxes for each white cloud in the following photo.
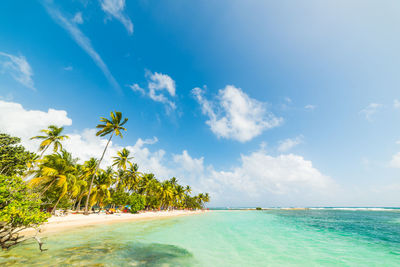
[130,71,177,111]
[277,135,303,152]
[72,12,83,24]
[0,100,72,151]
[192,85,283,142]
[394,99,400,109]
[101,0,133,35]
[305,104,316,110]
[0,52,35,90]
[0,100,337,206]
[210,150,334,196]
[389,151,400,168]
[147,72,176,108]
[44,2,119,90]
[129,83,145,95]
[173,150,204,173]
[64,66,73,71]
[359,103,382,121]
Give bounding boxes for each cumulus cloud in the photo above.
[359,103,382,121]
[130,71,177,111]
[211,150,333,196]
[170,146,335,205]
[277,136,303,152]
[0,100,72,151]
[0,100,336,206]
[192,85,283,142]
[101,0,133,35]
[72,12,83,24]
[0,52,35,90]
[43,1,119,90]
[173,150,204,173]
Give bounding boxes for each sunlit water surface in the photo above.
[1,210,400,266]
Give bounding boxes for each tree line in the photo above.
[0,111,209,250]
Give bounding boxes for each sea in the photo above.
[1,208,399,266]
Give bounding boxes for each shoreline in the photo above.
[21,210,208,237]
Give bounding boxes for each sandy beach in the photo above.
[22,210,207,236]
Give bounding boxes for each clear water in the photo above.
[1,210,400,266]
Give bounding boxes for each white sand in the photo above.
[22,210,207,236]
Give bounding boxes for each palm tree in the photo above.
[184,185,192,195]
[112,148,133,171]
[126,163,142,193]
[84,111,128,214]
[91,167,114,210]
[159,181,174,210]
[29,150,77,214]
[174,185,185,208]
[75,159,97,211]
[31,125,69,159]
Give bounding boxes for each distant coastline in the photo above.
[209,207,400,211]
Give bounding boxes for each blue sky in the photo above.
[1,0,400,207]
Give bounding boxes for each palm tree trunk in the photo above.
[84,133,114,215]
[76,196,83,211]
[51,196,62,215]
[39,145,51,159]
[41,179,56,196]
[22,145,50,181]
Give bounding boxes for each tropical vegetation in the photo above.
[0,111,210,250]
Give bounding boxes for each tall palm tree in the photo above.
[84,111,128,214]
[112,148,133,171]
[31,125,69,159]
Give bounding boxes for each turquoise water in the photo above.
[1,210,400,266]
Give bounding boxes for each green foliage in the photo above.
[127,193,145,213]
[0,175,50,250]
[0,133,36,176]
[110,189,130,206]
[256,207,262,210]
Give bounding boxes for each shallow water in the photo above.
[1,210,400,266]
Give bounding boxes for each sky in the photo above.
[1,0,400,207]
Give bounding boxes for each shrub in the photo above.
[0,175,50,250]
[127,193,145,214]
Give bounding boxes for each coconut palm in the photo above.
[112,148,133,171]
[84,111,128,214]
[159,181,174,210]
[125,163,142,193]
[174,185,185,208]
[29,150,77,214]
[31,125,69,158]
[184,185,192,195]
[91,167,114,209]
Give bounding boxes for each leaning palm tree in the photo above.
[84,111,128,214]
[31,125,69,159]
[29,150,77,214]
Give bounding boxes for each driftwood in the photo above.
[0,222,46,251]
